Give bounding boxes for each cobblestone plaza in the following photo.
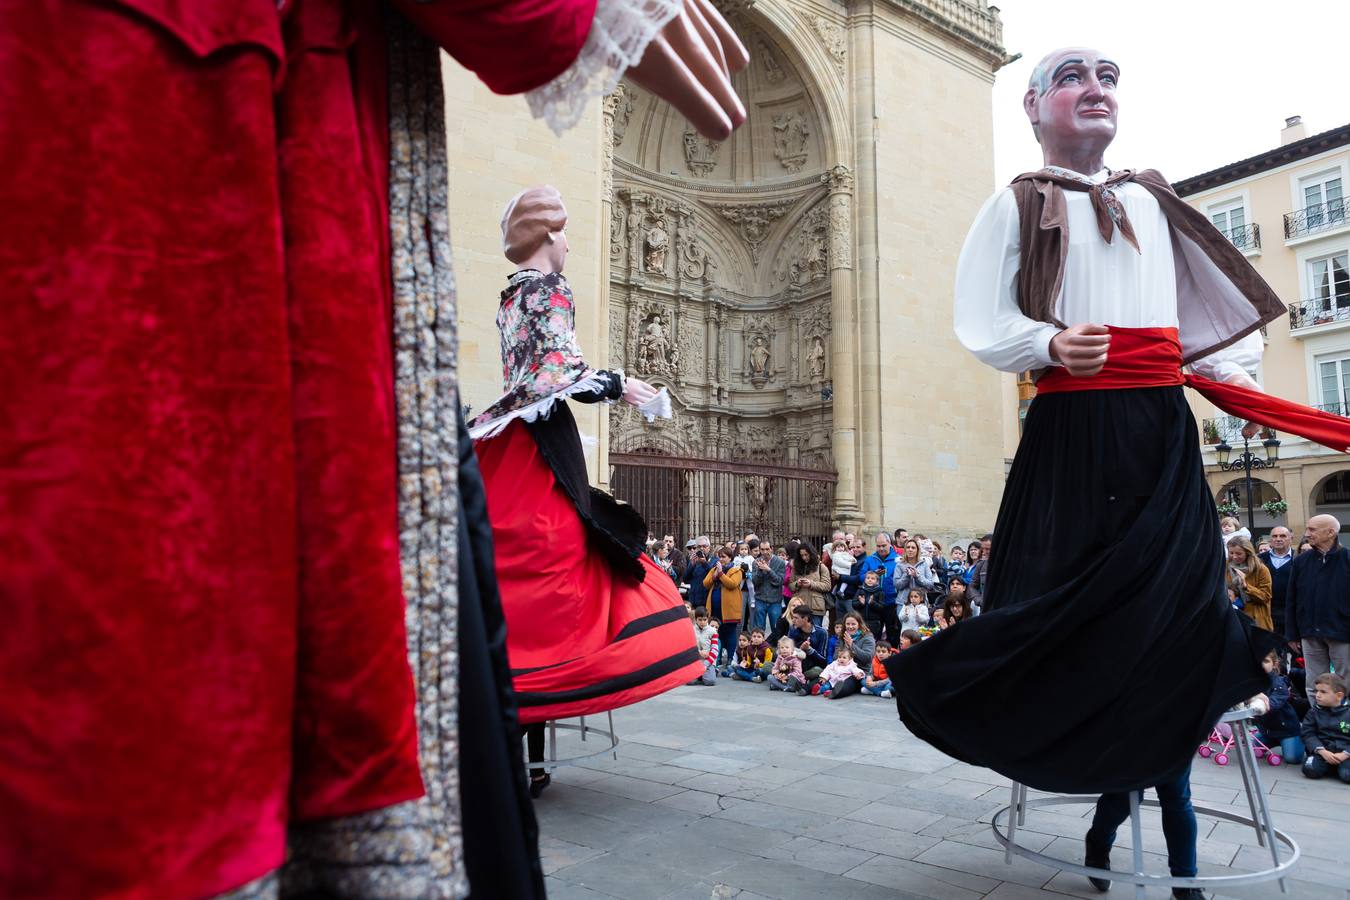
[535,680,1349,900]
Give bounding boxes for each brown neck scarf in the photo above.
[1018,167,1141,252]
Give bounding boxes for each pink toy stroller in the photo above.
[1197,722,1283,766]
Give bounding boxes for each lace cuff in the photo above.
[637,387,672,423]
[525,0,683,135]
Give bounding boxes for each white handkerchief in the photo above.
[638,388,672,423]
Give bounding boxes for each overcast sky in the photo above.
[990,0,1350,187]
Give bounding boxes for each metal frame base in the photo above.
[992,709,1301,900]
[526,712,620,773]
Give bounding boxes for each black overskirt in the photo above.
[886,386,1277,794]
[456,411,546,899]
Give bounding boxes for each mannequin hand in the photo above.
[622,376,660,407]
[1218,371,1264,438]
[1049,324,1110,377]
[626,0,749,141]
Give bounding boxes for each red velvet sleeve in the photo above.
[394,0,599,95]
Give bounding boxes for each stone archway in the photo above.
[601,5,857,539]
[1215,477,1284,534]
[1310,469,1350,526]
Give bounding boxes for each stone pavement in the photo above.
[533,677,1350,900]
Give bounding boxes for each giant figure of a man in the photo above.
[887,47,1350,795]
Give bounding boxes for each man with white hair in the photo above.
[1287,515,1350,704]
[888,45,1350,808]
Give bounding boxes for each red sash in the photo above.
[1036,326,1350,452]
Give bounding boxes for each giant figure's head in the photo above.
[501,185,568,271]
[1023,47,1120,161]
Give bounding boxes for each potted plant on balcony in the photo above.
[1216,500,1240,518]
[1203,420,1221,445]
[1262,499,1289,519]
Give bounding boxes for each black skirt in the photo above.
[886,386,1277,794]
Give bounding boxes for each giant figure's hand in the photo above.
[626,0,749,140]
[1222,370,1265,438]
[1049,323,1110,377]
[622,376,661,407]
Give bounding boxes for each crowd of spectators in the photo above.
[648,518,1349,787]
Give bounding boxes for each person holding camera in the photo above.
[685,536,715,613]
[751,540,785,632]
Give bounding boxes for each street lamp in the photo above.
[1214,432,1281,532]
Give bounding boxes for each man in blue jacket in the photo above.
[1286,515,1350,705]
[1259,526,1294,638]
[685,535,716,615]
[786,605,830,690]
[858,532,901,643]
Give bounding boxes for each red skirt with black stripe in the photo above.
[476,420,703,724]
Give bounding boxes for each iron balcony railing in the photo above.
[1202,416,1276,446]
[1220,222,1261,251]
[1288,296,1350,331]
[1284,198,1347,239]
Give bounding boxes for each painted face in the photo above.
[1025,48,1119,153]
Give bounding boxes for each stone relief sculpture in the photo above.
[757,38,786,83]
[709,199,794,264]
[682,127,720,177]
[807,335,826,378]
[772,110,810,173]
[636,314,675,376]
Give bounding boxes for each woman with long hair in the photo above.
[1227,536,1273,631]
[961,541,982,584]
[894,538,937,603]
[789,543,833,627]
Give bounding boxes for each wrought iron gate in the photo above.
[610,451,837,548]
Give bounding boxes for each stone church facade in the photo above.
[447,0,1014,545]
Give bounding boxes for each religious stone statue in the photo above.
[772,110,810,173]
[637,314,672,374]
[748,335,770,383]
[807,335,826,378]
[643,224,669,273]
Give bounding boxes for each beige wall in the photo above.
[867,13,1006,539]
[443,58,609,482]
[1181,143,1350,534]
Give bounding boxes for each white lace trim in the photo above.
[468,374,608,440]
[637,387,672,422]
[525,0,683,135]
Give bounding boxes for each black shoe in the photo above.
[1083,836,1111,892]
[528,773,551,799]
[1171,889,1204,899]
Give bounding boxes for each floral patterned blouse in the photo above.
[469,270,614,437]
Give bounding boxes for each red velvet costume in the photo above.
[0,0,599,897]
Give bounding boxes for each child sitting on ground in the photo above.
[897,588,930,630]
[898,629,922,650]
[687,610,719,686]
[812,646,865,698]
[730,629,774,682]
[766,636,805,693]
[861,641,893,698]
[1253,649,1301,755]
[1300,673,1350,784]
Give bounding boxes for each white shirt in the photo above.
[1265,549,1292,570]
[953,168,1262,380]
